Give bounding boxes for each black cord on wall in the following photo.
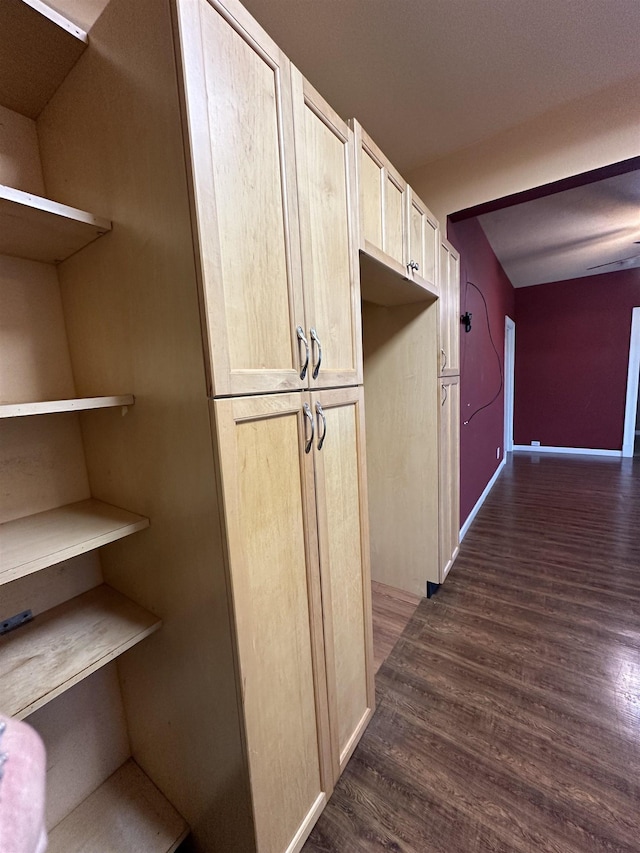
[462,280,504,425]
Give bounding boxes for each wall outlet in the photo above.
[531,440,541,447]
[496,447,501,459]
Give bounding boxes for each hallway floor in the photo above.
[303,452,640,852]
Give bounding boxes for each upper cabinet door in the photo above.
[351,120,407,277]
[447,244,461,375]
[291,69,362,389]
[406,188,439,291]
[174,0,306,397]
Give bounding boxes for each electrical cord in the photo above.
[462,280,503,425]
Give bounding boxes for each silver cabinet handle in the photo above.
[303,402,314,453]
[315,402,327,450]
[441,348,447,371]
[441,384,448,407]
[297,326,309,380]
[310,328,322,379]
[408,260,419,273]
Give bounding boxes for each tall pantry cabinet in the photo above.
[1,0,374,852]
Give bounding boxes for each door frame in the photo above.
[503,316,516,455]
[622,306,640,457]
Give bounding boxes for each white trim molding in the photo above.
[460,456,507,541]
[622,307,640,458]
[513,445,622,458]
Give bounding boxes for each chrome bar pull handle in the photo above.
[303,402,314,454]
[297,326,309,380]
[316,402,327,450]
[310,328,322,379]
[408,260,419,273]
[441,384,448,407]
[441,348,447,371]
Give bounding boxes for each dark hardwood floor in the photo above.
[303,452,640,852]
[371,581,422,674]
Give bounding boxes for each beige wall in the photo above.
[408,74,640,226]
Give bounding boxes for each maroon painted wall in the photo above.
[514,268,640,450]
[448,218,515,526]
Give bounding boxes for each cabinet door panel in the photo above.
[384,173,405,266]
[312,387,374,779]
[213,393,331,853]
[407,189,439,289]
[360,147,383,248]
[438,238,460,377]
[176,0,305,396]
[439,377,460,581]
[447,247,461,374]
[292,70,362,388]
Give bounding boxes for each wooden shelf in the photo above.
[0,585,161,719]
[360,249,438,307]
[0,0,87,119]
[48,759,188,853]
[0,499,149,586]
[0,395,135,418]
[0,184,111,263]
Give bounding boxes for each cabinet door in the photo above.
[213,393,332,853]
[175,0,306,397]
[406,188,439,290]
[311,386,374,781]
[352,120,407,277]
[291,69,362,389]
[439,377,460,582]
[438,239,460,376]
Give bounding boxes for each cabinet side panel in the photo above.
[36,0,253,849]
[362,301,440,592]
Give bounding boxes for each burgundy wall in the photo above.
[448,218,515,526]
[514,269,640,450]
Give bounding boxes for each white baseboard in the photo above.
[460,456,507,541]
[513,445,622,458]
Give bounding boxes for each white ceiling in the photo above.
[478,170,640,287]
[241,0,640,173]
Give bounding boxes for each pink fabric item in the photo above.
[0,715,47,853]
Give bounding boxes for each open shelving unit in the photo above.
[0,395,134,418]
[48,760,188,853]
[0,184,112,263]
[0,498,150,585]
[0,0,87,119]
[1,585,161,720]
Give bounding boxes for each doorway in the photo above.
[503,316,516,455]
[622,307,640,458]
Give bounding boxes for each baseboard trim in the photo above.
[460,456,507,541]
[513,445,622,458]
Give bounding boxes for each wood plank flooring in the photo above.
[371,581,422,673]
[303,452,640,852]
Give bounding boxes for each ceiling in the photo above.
[478,170,640,287]
[240,0,640,286]
[241,0,640,174]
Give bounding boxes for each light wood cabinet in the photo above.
[439,238,461,376]
[213,385,373,849]
[351,119,440,306]
[407,187,439,291]
[439,376,461,581]
[176,2,362,396]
